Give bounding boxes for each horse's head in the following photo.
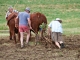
[7,12,18,21]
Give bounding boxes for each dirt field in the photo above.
[0,34,80,60]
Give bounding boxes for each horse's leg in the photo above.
[9,31,12,40]
[40,30,43,40]
[35,34,38,45]
[29,30,32,41]
[41,30,48,46]
[14,34,16,44]
[9,26,13,40]
[12,30,16,44]
[34,29,38,45]
[18,32,20,41]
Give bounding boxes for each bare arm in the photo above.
[27,18,32,29]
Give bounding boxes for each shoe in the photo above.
[25,42,29,46]
[60,43,65,48]
[21,45,24,48]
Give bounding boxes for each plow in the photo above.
[30,23,53,48]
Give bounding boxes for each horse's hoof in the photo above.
[10,38,12,40]
[35,43,37,46]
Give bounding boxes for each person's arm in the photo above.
[47,27,51,36]
[27,18,32,29]
[47,22,52,38]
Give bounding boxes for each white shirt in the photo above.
[48,20,63,33]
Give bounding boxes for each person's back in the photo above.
[18,12,30,26]
[48,20,63,33]
[16,7,32,48]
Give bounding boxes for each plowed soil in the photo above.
[0,34,80,60]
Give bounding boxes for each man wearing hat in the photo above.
[48,18,65,49]
[15,7,32,48]
[5,6,18,20]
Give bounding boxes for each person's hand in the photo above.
[30,26,32,29]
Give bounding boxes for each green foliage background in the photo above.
[0,0,80,35]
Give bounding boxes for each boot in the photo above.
[60,43,65,48]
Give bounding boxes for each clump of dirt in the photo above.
[0,35,80,60]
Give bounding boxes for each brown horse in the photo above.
[6,12,20,43]
[30,12,47,44]
[30,12,47,33]
[6,12,47,44]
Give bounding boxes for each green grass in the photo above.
[0,0,80,35]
